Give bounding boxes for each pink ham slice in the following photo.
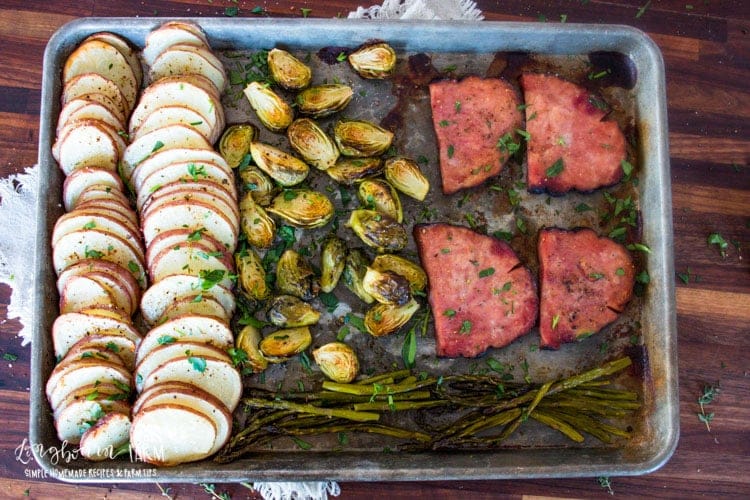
[520,73,626,194]
[414,223,538,358]
[429,76,523,195]
[538,227,635,349]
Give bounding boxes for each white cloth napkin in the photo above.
[0,1,483,498]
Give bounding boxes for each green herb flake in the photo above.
[157,335,176,345]
[515,128,531,141]
[82,220,96,230]
[319,291,339,313]
[300,7,312,17]
[443,309,456,318]
[616,267,625,276]
[627,242,652,254]
[3,352,18,361]
[479,267,495,278]
[707,232,729,258]
[187,227,205,241]
[454,100,462,112]
[621,159,634,179]
[447,145,455,159]
[336,52,347,62]
[551,314,560,330]
[515,217,527,234]
[439,119,450,127]
[636,270,650,284]
[492,230,513,242]
[575,202,593,213]
[151,140,165,153]
[252,6,264,14]
[459,319,472,334]
[545,158,565,178]
[188,356,207,373]
[636,0,652,18]
[589,272,605,281]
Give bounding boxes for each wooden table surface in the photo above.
[0,0,748,498]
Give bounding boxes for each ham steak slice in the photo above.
[414,223,537,358]
[429,76,523,195]
[520,73,626,194]
[538,227,635,349]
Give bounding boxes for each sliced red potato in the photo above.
[52,120,122,174]
[62,73,128,123]
[63,39,138,112]
[55,399,130,445]
[74,200,139,228]
[65,332,137,371]
[51,228,147,288]
[46,359,132,410]
[140,199,238,252]
[148,241,234,289]
[57,98,125,136]
[131,147,231,198]
[149,43,227,93]
[142,22,209,66]
[128,75,223,139]
[139,178,236,216]
[79,411,132,461]
[139,274,235,326]
[141,187,239,232]
[51,382,128,414]
[139,355,241,411]
[134,341,232,392]
[62,167,125,212]
[135,315,233,366]
[59,274,120,314]
[135,159,236,204]
[131,105,215,143]
[130,404,217,466]
[74,182,133,209]
[158,294,230,325]
[134,384,231,455]
[145,227,230,267]
[120,124,213,183]
[52,211,144,256]
[84,32,143,89]
[56,260,141,316]
[52,312,140,360]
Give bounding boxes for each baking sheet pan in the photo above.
[31,18,678,482]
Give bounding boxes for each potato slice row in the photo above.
[126,21,240,467]
[48,32,146,460]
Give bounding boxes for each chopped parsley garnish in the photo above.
[188,355,207,373]
[447,145,455,159]
[707,232,729,258]
[545,158,565,178]
[443,309,456,318]
[478,267,495,278]
[459,320,472,334]
[157,335,176,345]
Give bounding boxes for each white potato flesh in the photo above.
[139,178,236,216]
[149,44,227,93]
[135,159,236,204]
[62,73,128,123]
[46,361,132,410]
[142,25,208,66]
[134,341,231,392]
[57,98,125,135]
[131,105,215,143]
[158,295,229,325]
[148,243,234,289]
[53,121,121,175]
[51,312,141,360]
[79,412,132,461]
[59,274,119,314]
[55,400,130,445]
[135,315,233,366]
[84,31,143,88]
[62,167,125,212]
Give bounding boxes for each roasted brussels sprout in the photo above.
[287,118,339,171]
[259,327,312,360]
[243,81,294,132]
[364,299,420,337]
[268,48,312,90]
[325,157,383,185]
[239,165,276,206]
[342,248,374,304]
[347,209,408,253]
[296,84,353,118]
[333,120,394,158]
[384,156,430,201]
[371,254,427,293]
[235,247,270,301]
[312,342,359,383]
[357,179,402,223]
[219,124,258,168]
[250,141,309,186]
[275,249,319,300]
[240,192,276,248]
[362,267,411,305]
[267,294,320,327]
[235,324,269,373]
[348,43,397,79]
[267,188,334,229]
[320,235,347,293]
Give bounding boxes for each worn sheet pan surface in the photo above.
[32,18,677,482]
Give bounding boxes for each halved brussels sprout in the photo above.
[384,156,430,201]
[267,294,320,327]
[296,84,353,118]
[275,249,319,300]
[371,254,427,293]
[239,165,276,206]
[357,179,402,223]
[259,326,312,360]
[312,342,359,383]
[333,120,394,158]
[325,157,383,185]
[250,141,309,186]
[362,267,411,305]
[342,248,374,304]
[268,48,312,90]
[347,209,408,253]
[235,247,270,301]
[348,43,397,79]
[235,324,269,373]
[219,124,258,168]
[287,118,339,171]
[240,192,276,248]
[320,235,347,293]
[267,188,334,229]
[243,81,294,132]
[364,299,420,337]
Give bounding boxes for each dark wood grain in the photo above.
[0,0,748,498]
